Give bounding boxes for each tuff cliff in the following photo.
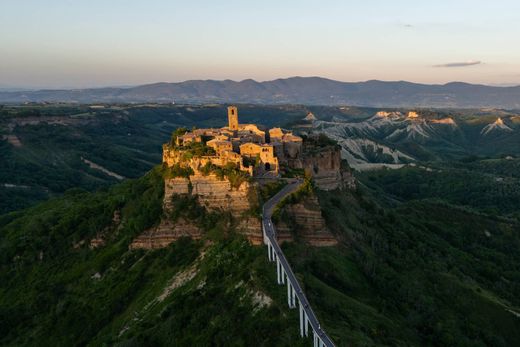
[130,218,202,249]
[130,173,263,249]
[289,143,355,191]
[130,127,353,250]
[274,182,338,246]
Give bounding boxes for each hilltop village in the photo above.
[126,107,354,249]
[163,106,303,177]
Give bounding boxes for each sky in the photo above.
[1,0,520,88]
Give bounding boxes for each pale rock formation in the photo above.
[481,117,513,135]
[431,117,457,126]
[407,111,420,119]
[304,112,317,121]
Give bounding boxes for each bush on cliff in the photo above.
[164,163,194,179]
[199,162,251,189]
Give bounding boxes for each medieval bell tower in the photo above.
[228,106,239,131]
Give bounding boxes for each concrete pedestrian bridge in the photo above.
[262,180,335,347]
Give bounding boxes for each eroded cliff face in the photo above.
[131,143,351,249]
[163,174,257,214]
[289,146,355,191]
[130,173,262,249]
[129,218,203,250]
[275,193,337,246]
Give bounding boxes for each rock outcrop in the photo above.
[129,218,202,250]
[191,174,256,214]
[236,217,263,245]
[275,193,337,246]
[290,145,355,191]
[130,173,262,249]
[164,174,256,214]
[89,210,121,249]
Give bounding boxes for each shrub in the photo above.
[165,164,194,179]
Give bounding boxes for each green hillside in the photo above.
[0,168,308,346]
[1,163,519,346]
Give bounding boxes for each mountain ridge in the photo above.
[2,77,520,108]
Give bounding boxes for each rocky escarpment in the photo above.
[129,218,202,249]
[302,147,355,191]
[191,174,257,214]
[130,173,262,249]
[275,192,337,246]
[289,145,355,191]
[164,174,258,214]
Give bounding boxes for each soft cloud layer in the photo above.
[434,61,482,68]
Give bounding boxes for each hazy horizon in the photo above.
[2,0,520,88]
[2,76,520,92]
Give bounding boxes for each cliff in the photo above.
[129,218,202,249]
[275,191,337,246]
[289,145,355,191]
[130,173,262,249]
[165,174,257,214]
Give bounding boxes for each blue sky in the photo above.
[1,0,519,88]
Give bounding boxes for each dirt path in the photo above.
[81,157,125,180]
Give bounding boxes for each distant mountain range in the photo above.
[1,77,520,108]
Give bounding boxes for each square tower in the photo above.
[228,106,239,131]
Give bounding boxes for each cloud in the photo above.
[434,61,482,68]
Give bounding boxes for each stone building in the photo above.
[163,106,302,177]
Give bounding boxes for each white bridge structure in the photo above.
[262,180,335,347]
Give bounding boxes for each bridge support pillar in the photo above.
[313,330,318,347]
[299,301,304,337]
[304,313,309,337]
[291,285,296,308]
[276,257,282,284]
[287,280,292,308]
[287,283,296,308]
